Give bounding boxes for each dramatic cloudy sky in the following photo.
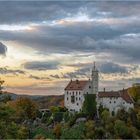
[0,1,140,95]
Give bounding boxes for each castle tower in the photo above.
[91,62,99,95]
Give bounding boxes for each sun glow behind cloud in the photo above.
[0,24,35,31]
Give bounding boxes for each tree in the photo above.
[61,122,85,139]
[49,106,59,113]
[95,127,106,139]
[101,110,110,126]
[128,86,140,102]
[7,97,38,120]
[84,120,95,139]
[116,109,129,122]
[53,123,61,138]
[0,79,4,94]
[82,94,97,118]
[114,120,130,139]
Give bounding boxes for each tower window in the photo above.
[77,103,79,106]
[89,86,91,88]
[79,92,80,94]
[110,101,111,104]
[67,97,68,100]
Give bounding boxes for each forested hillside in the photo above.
[34,95,64,108]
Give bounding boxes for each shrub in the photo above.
[61,122,85,139]
[53,112,63,122]
[41,112,52,123]
[53,123,61,138]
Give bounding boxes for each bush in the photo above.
[61,122,85,139]
[41,112,52,123]
[53,123,61,138]
[31,127,55,139]
[53,112,63,122]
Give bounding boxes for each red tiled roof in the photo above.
[120,89,133,103]
[65,80,89,90]
[98,89,133,103]
[98,91,120,98]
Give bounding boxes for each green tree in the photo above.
[95,127,106,139]
[84,120,95,139]
[61,122,85,139]
[114,120,130,139]
[116,109,129,122]
[82,94,97,118]
[101,110,110,126]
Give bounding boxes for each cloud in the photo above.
[50,74,60,79]
[29,74,50,80]
[23,61,60,71]
[0,67,25,75]
[0,42,7,56]
[0,1,84,24]
[99,62,128,74]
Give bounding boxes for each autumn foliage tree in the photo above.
[128,85,140,102]
[7,97,38,120]
[0,79,4,94]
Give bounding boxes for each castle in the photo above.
[64,63,134,115]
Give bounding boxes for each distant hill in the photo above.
[0,92,64,109]
[0,91,44,100]
[34,95,64,109]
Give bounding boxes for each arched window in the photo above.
[112,111,115,116]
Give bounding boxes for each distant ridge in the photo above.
[0,92,64,108]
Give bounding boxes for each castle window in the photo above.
[71,95,75,103]
[114,101,116,103]
[110,101,111,104]
[77,103,79,106]
[79,97,80,100]
[67,97,68,100]
[79,92,80,94]
[76,97,77,101]
[67,91,68,94]
[89,86,91,88]
[123,102,125,104]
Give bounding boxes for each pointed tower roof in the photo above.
[92,61,98,72]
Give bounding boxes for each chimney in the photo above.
[104,88,105,92]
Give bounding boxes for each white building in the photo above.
[64,63,134,114]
